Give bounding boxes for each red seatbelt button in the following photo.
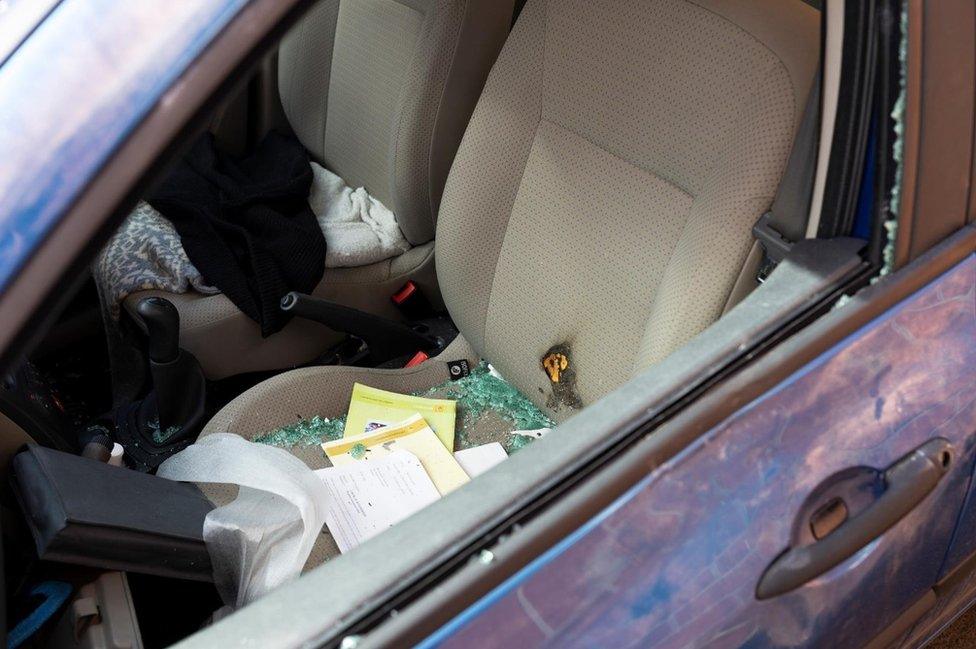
[404,350,429,367]
[391,281,418,305]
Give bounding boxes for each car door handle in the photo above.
[756,438,952,600]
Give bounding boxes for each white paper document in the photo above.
[315,451,440,553]
[453,443,508,478]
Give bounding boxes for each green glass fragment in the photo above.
[349,442,368,459]
[879,1,908,280]
[504,432,538,454]
[255,414,347,448]
[253,362,552,456]
[414,361,554,453]
[148,419,181,444]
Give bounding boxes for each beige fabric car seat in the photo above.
[124,0,514,380]
[200,0,820,566]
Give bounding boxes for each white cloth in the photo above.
[310,162,411,268]
[157,434,330,609]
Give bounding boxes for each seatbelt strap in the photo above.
[753,71,822,282]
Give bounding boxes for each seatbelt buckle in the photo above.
[391,281,433,319]
[752,212,792,283]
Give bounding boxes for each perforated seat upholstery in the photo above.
[438,0,819,405]
[125,0,514,379]
[201,0,820,567]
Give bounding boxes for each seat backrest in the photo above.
[278,0,512,245]
[436,0,819,419]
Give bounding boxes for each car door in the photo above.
[369,2,976,646]
[416,245,976,649]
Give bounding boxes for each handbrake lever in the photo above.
[280,291,438,364]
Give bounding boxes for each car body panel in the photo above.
[901,553,976,647]
[939,459,976,580]
[422,255,976,648]
[0,0,64,67]
[0,0,250,294]
[900,395,976,644]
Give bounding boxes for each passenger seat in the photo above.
[200,0,821,567]
[124,0,514,379]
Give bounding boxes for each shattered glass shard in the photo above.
[255,362,554,455]
[415,361,555,454]
[148,418,182,445]
[255,415,347,447]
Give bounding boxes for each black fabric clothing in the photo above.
[150,131,325,337]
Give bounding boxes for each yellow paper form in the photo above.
[343,383,456,450]
[324,414,469,495]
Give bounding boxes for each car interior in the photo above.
[0,0,843,645]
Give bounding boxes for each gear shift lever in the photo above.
[86,297,207,472]
[135,297,206,439]
[136,297,180,364]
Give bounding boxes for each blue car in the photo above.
[0,0,974,647]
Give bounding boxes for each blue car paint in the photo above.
[902,396,976,644]
[0,0,251,294]
[938,420,976,579]
[425,256,976,648]
[903,548,976,647]
[0,0,65,68]
[418,478,649,649]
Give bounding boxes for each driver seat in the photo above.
[123,0,515,380]
[199,0,820,567]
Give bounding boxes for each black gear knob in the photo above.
[136,297,180,364]
[134,296,205,438]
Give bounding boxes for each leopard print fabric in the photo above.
[94,201,218,320]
